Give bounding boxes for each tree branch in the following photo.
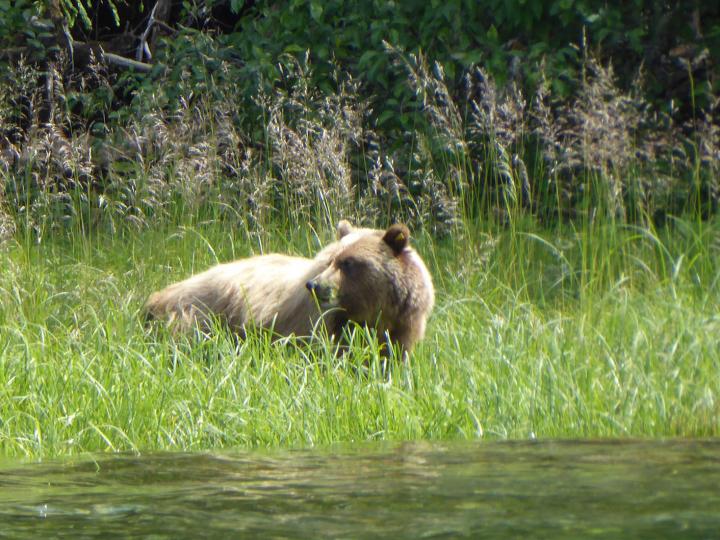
[106,51,153,72]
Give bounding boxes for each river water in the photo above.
[0,439,718,538]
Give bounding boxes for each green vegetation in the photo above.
[0,213,718,459]
[1,1,718,234]
[0,2,718,459]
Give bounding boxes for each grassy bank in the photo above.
[0,215,717,459]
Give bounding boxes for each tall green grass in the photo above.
[0,43,718,460]
[0,214,717,459]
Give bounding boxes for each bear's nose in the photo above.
[306,280,316,292]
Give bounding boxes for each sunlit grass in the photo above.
[1,20,717,462]
[0,214,717,459]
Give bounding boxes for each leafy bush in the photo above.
[0,0,718,240]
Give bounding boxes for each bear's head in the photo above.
[306,223,434,352]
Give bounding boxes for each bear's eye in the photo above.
[337,258,360,273]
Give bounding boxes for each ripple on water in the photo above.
[0,439,718,539]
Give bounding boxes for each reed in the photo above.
[0,211,717,459]
[0,47,717,459]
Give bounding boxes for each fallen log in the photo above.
[1,41,153,73]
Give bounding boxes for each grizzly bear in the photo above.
[144,220,434,354]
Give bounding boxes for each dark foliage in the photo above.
[0,0,718,238]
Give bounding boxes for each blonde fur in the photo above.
[145,221,434,353]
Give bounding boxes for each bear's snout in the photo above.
[306,278,335,305]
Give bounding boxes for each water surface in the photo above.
[1,439,718,538]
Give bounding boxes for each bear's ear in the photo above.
[336,220,354,239]
[383,224,410,255]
